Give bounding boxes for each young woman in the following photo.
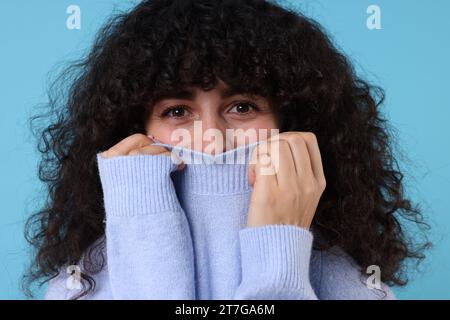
[24,0,429,300]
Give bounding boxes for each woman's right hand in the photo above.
[101,133,185,170]
[101,134,166,157]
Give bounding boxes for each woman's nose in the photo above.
[195,117,231,154]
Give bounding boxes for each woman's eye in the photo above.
[228,102,259,115]
[161,106,190,118]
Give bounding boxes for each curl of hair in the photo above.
[23,0,430,299]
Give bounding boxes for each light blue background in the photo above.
[0,0,449,299]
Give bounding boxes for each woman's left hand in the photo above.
[247,132,326,230]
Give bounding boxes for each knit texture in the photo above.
[44,142,396,300]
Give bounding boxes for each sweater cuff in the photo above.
[97,153,181,216]
[238,224,313,290]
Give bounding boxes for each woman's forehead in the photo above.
[153,81,262,103]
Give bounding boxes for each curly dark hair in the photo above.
[23,0,430,299]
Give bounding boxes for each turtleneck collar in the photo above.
[151,141,261,195]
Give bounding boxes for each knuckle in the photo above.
[131,133,147,139]
[287,132,305,144]
[318,177,327,190]
[279,131,296,138]
[104,149,118,158]
[302,183,315,195]
[128,149,140,156]
[304,132,317,142]
[130,133,151,144]
[101,150,111,158]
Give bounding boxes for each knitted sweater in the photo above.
[44,142,395,300]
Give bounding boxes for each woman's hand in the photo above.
[247,132,326,230]
[101,133,185,169]
[101,133,169,157]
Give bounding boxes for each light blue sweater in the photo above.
[45,142,395,300]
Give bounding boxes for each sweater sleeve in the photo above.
[315,246,397,300]
[97,153,196,299]
[233,224,318,300]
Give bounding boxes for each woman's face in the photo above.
[146,79,279,154]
